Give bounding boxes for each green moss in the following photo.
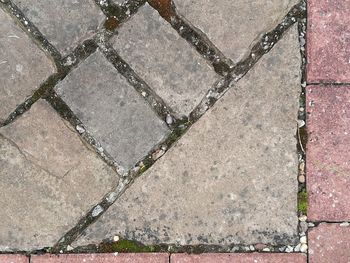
[98,239,157,253]
[298,189,308,214]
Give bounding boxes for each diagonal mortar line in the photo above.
[51,1,307,252]
[0,0,63,70]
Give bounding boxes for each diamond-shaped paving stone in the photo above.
[13,0,105,55]
[173,0,298,63]
[308,223,350,263]
[307,0,350,83]
[0,100,117,250]
[74,25,301,247]
[111,3,218,117]
[306,86,350,221]
[55,51,169,170]
[0,8,55,123]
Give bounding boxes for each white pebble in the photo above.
[300,243,308,253]
[92,205,103,217]
[113,235,120,242]
[166,114,173,125]
[300,236,307,244]
[340,222,350,227]
[285,246,294,253]
[76,125,85,134]
[66,245,74,251]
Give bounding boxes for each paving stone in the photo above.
[31,253,169,263]
[0,9,55,123]
[111,4,218,116]
[306,86,350,221]
[0,255,28,263]
[171,253,306,263]
[13,0,105,55]
[74,25,301,246]
[308,223,350,263]
[307,0,350,83]
[55,51,169,169]
[0,100,117,250]
[173,0,298,63]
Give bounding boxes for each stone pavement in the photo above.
[0,0,349,263]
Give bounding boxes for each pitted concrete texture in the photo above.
[0,100,117,250]
[112,4,218,117]
[0,9,55,123]
[74,25,301,247]
[55,51,170,170]
[13,0,105,55]
[173,0,299,63]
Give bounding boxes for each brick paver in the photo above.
[173,0,298,63]
[112,3,218,116]
[13,0,105,55]
[0,255,28,263]
[0,8,55,123]
[74,25,300,247]
[55,50,169,169]
[308,223,350,263]
[31,253,169,263]
[0,100,117,250]
[171,253,306,263]
[306,85,350,221]
[307,0,350,83]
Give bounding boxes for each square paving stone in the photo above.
[307,0,350,83]
[74,25,301,247]
[111,3,218,117]
[171,253,306,263]
[0,100,117,250]
[31,253,169,263]
[0,255,28,263]
[306,86,350,221]
[173,0,298,63]
[0,8,55,123]
[55,50,169,170]
[12,0,105,55]
[308,223,350,263]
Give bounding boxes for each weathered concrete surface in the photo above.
[55,51,169,169]
[171,253,306,263]
[308,223,350,263]
[306,86,350,221]
[0,9,55,123]
[0,100,117,250]
[32,254,169,263]
[74,25,301,246]
[307,0,350,83]
[112,4,218,116]
[173,0,298,63]
[13,0,105,55]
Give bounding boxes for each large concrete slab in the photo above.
[0,8,55,123]
[55,51,169,169]
[111,4,218,117]
[306,86,350,221]
[74,25,301,247]
[173,0,298,63]
[0,100,117,250]
[13,0,105,55]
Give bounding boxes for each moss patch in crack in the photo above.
[298,189,308,214]
[98,239,158,253]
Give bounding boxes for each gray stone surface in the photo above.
[0,100,117,250]
[112,4,218,117]
[55,51,169,169]
[0,9,55,123]
[174,0,298,63]
[13,0,105,55]
[74,25,301,247]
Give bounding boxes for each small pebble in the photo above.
[76,125,85,134]
[308,222,315,227]
[166,114,173,125]
[294,243,301,252]
[249,245,255,251]
[300,236,307,244]
[285,246,294,253]
[113,235,120,242]
[262,248,270,252]
[299,215,307,222]
[300,243,308,253]
[340,222,350,227]
[298,175,306,183]
[66,245,74,251]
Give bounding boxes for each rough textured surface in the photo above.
[112,4,218,116]
[173,0,298,63]
[113,0,124,5]
[307,0,350,83]
[0,9,55,123]
[0,100,117,250]
[31,254,169,263]
[0,255,28,263]
[74,26,301,247]
[308,223,350,263]
[55,51,169,169]
[171,253,306,263]
[13,0,105,55]
[306,86,350,221]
